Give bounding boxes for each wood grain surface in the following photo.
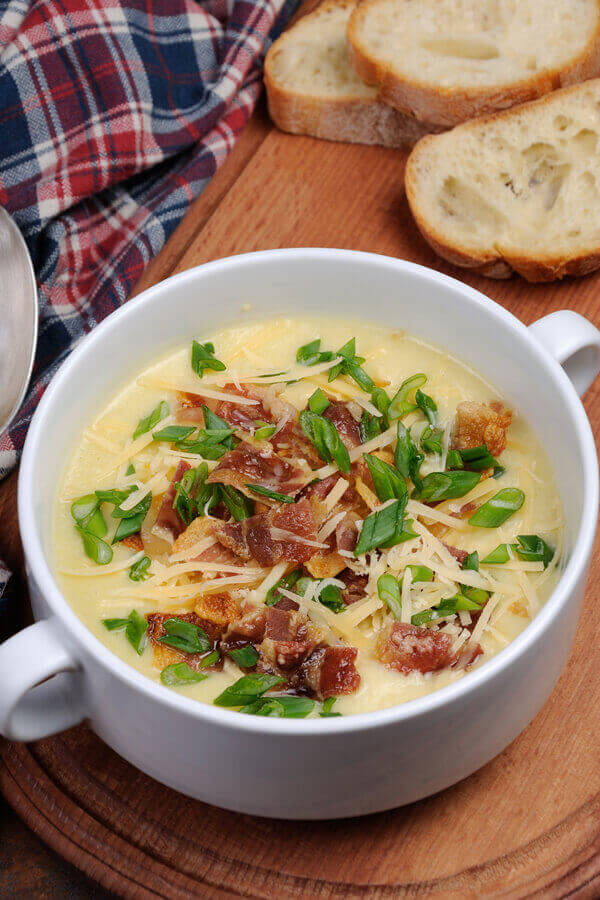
[1,89,600,898]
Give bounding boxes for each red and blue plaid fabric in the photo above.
[0,0,298,618]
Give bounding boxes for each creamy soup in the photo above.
[54,317,564,717]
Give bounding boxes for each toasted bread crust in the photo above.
[264,0,440,147]
[405,83,600,282]
[348,0,600,127]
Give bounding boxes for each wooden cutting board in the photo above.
[1,99,600,898]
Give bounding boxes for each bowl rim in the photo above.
[18,248,599,736]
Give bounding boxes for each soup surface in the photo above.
[54,317,564,717]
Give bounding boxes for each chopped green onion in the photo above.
[160,662,209,687]
[354,497,408,556]
[370,387,391,427]
[299,409,351,474]
[377,573,402,620]
[460,585,490,605]
[71,494,104,530]
[191,340,226,377]
[219,484,254,521]
[492,465,506,479]
[319,697,341,717]
[202,406,234,446]
[228,644,260,668]
[111,494,152,544]
[158,618,212,654]
[240,696,315,718]
[296,338,336,366]
[265,569,303,606]
[363,454,408,503]
[480,544,511,565]
[152,425,195,443]
[513,534,554,567]
[445,449,463,470]
[254,421,277,441]
[421,426,444,455]
[133,400,170,440]
[245,484,295,503]
[173,463,210,526]
[413,470,481,502]
[318,583,346,613]
[95,487,132,505]
[308,388,330,414]
[462,551,479,572]
[214,673,286,707]
[415,388,437,426]
[102,609,147,655]
[389,373,427,419]
[411,593,483,626]
[129,555,151,582]
[468,488,525,527]
[360,410,381,443]
[454,445,500,472]
[76,526,113,565]
[126,463,136,477]
[125,610,148,655]
[402,564,434,585]
[394,422,424,490]
[111,490,152,520]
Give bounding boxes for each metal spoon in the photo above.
[0,207,38,434]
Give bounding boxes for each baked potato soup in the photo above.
[54,318,564,718]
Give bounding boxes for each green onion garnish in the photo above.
[240,696,315,718]
[129,555,151,582]
[377,573,402,620]
[318,583,346,613]
[245,484,295,503]
[152,425,195,443]
[319,697,341,717]
[389,373,427,419]
[191,340,226,377]
[413,470,481,502]
[296,339,336,366]
[420,426,444,455]
[415,388,437,426]
[228,644,260,668]
[370,387,391,427]
[157,618,212,654]
[299,409,351,474]
[363,453,408,503]
[468,488,525,527]
[76,526,113,565]
[219,484,254,521]
[354,497,410,556]
[265,569,303,606]
[254,420,277,441]
[133,400,169,440]
[308,388,330,414]
[160,662,209,687]
[462,551,479,572]
[411,593,484,626]
[360,410,381,443]
[214,673,286,707]
[394,422,424,490]
[447,445,500,472]
[402,564,434,585]
[102,610,147,655]
[481,535,553,567]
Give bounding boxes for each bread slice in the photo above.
[348,0,600,127]
[405,80,600,282]
[264,0,439,148]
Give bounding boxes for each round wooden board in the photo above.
[3,82,600,896]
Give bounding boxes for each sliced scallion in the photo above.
[158,617,212,654]
[191,340,226,377]
[363,453,408,503]
[228,644,260,668]
[413,470,480,502]
[160,662,209,687]
[214,673,286,707]
[133,400,169,440]
[245,484,295,503]
[389,373,427,419]
[468,488,524,527]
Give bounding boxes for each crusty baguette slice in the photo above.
[264,0,439,148]
[405,80,600,282]
[348,0,600,127]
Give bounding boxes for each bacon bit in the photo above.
[300,646,360,699]
[302,474,340,502]
[305,550,346,579]
[273,596,300,612]
[323,401,361,449]
[338,569,368,606]
[121,533,144,551]
[212,498,318,567]
[151,461,190,545]
[451,401,513,458]
[207,442,307,499]
[194,593,240,626]
[336,511,360,554]
[441,542,468,565]
[146,611,224,671]
[377,622,454,674]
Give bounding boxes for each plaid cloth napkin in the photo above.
[0,0,298,620]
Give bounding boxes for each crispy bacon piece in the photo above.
[323,401,361,448]
[152,461,190,544]
[170,515,242,568]
[300,646,360,699]
[122,533,144,551]
[377,622,454,674]
[212,497,318,567]
[451,401,513,458]
[339,569,368,605]
[207,442,307,499]
[442,542,468,565]
[146,611,224,671]
[336,510,360,554]
[194,593,240,626]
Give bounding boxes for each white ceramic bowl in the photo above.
[2,250,600,819]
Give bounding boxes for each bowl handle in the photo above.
[529,310,600,396]
[0,618,85,740]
